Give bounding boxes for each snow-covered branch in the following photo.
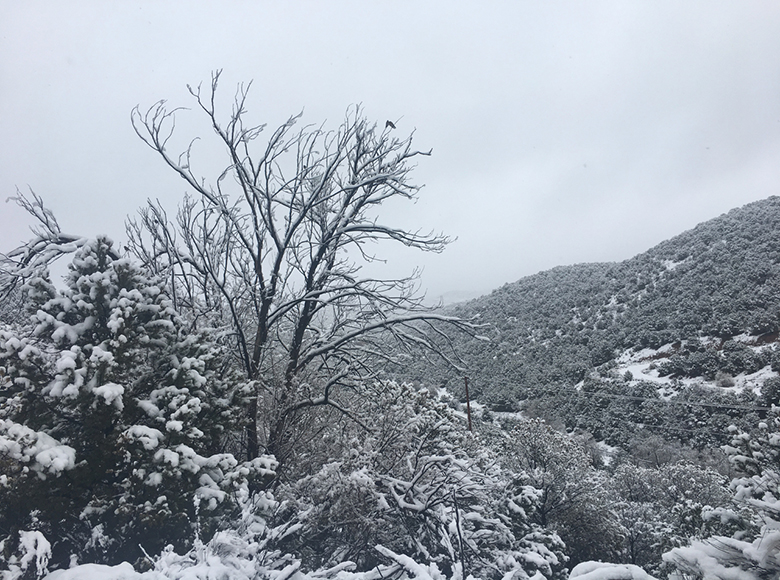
[127,72,469,465]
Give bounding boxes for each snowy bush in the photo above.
[0,530,51,580]
[607,460,731,575]
[501,419,619,566]
[4,238,567,579]
[664,412,780,578]
[568,561,657,580]
[31,402,568,580]
[274,383,568,580]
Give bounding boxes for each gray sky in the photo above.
[2,2,780,301]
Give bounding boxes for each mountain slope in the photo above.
[418,196,780,445]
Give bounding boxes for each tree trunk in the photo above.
[246,395,259,460]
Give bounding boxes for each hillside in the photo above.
[4,198,779,580]
[420,196,780,447]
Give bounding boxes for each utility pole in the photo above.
[464,376,473,432]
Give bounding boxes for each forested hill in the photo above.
[425,196,780,436]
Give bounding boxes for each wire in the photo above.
[545,389,772,413]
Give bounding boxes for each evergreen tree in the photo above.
[0,237,273,572]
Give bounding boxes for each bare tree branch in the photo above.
[0,190,119,301]
[127,72,476,464]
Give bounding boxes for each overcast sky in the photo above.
[2,2,780,301]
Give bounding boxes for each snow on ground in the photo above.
[728,364,777,394]
[614,340,778,399]
[661,258,688,272]
[615,345,675,386]
[569,561,657,580]
[43,562,160,580]
[595,441,619,466]
[42,559,661,580]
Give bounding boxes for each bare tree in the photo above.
[127,72,470,465]
[0,190,120,304]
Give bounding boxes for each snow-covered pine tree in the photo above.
[0,237,274,572]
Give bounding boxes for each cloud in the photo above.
[2,2,780,299]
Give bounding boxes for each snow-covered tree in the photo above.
[609,461,729,575]
[0,237,273,572]
[127,72,472,466]
[664,415,780,578]
[500,419,620,565]
[274,382,567,580]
